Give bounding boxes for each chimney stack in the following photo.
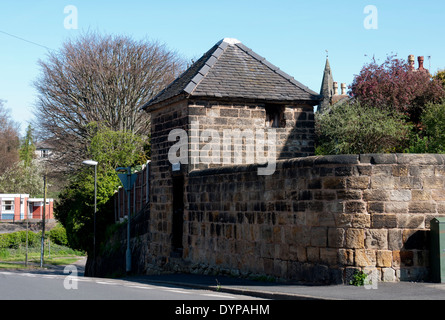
[341,83,347,95]
[333,82,338,95]
[408,55,415,71]
[418,56,425,71]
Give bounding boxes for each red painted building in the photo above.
[0,194,54,221]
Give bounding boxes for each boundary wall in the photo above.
[181,154,445,283]
[93,154,445,283]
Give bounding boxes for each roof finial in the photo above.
[325,50,329,58]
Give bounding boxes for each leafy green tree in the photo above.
[88,124,149,171]
[54,127,147,252]
[434,69,445,88]
[19,124,36,167]
[406,100,445,153]
[0,160,43,196]
[316,101,412,155]
[54,170,116,252]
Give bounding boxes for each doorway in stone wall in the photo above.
[171,174,184,255]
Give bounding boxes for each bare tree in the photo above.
[0,100,20,174]
[33,32,185,167]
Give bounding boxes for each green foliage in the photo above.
[419,101,445,152]
[54,170,116,252]
[19,124,36,168]
[404,100,445,153]
[405,134,432,153]
[0,231,41,249]
[335,56,445,156]
[0,249,10,260]
[48,223,68,246]
[0,229,84,266]
[434,69,445,88]
[316,102,412,155]
[55,126,148,253]
[0,160,44,196]
[88,124,149,171]
[349,270,368,286]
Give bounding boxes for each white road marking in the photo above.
[165,289,191,294]
[0,272,246,299]
[126,285,154,290]
[96,281,119,285]
[22,273,37,277]
[201,293,237,299]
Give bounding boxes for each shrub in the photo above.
[404,101,445,154]
[0,233,22,249]
[419,101,445,152]
[0,231,42,249]
[48,224,68,246]
[316,102,412,155]
[350,270,368,286]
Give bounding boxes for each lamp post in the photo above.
[82,160,98,274]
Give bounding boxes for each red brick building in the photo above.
[0,194,54,221]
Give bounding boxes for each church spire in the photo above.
[319,56,334,114]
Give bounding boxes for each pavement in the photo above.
[6,257,445,300]
[123,272,445,300]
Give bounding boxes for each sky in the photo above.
[1,0,445,136]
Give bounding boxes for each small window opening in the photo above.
[265,105,285,128]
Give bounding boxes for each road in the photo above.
[0,269,263,301]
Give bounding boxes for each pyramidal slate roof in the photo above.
[143,38,320,110]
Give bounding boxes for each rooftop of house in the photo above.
[35,140,56,150]
[143,38,320,110]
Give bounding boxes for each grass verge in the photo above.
[0,241,85,269]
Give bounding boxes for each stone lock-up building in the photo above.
[140,37,320,276]
[93,38,445,284]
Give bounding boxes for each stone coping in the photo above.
[188,154,445,177]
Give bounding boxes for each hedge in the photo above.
[0,231,42,249]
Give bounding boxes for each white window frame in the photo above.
[1,199,14,213]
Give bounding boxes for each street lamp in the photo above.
[82,159,98,275]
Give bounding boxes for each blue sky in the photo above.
[1,0,445,135]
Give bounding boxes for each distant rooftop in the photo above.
[35,140,55,150]
[143,38,320,110]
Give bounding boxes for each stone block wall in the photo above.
[181,154,445,283]
[187,100,315,171]
[143,98,316,273]
[147,99,188,266]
